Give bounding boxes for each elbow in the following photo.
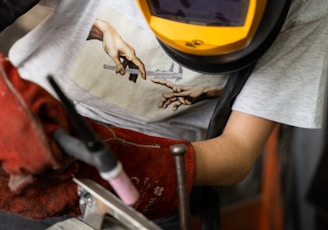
[217,154,260,186]
[230,166,254,184]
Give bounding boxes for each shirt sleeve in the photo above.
[232,5,328,129]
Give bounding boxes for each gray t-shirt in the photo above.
[8,0,328,142]
[233,0,328,128]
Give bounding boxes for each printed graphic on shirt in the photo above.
[68,1,226,121]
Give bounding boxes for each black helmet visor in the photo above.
[147,0,250,26]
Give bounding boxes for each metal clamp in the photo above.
[74,178,161,230]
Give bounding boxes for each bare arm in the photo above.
[192,110,277,186]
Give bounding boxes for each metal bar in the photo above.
[170,144,192,230]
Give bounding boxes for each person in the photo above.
[1,0,328,229]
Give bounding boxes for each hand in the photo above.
[80,120,196,220]
[89,19,146,82]
[151,78,223,111]
[0,53,72,194]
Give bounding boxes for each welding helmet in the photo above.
[136,0,291,74]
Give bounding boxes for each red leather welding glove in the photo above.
[0,53,73,193]
[82,121,196,220]
[0,53,196,220]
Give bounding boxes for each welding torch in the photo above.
[47,75,139,205]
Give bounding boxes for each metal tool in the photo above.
[103,63,183,82]
[75,178,161,230]
[48,75,139,205]
[170,144,192,230]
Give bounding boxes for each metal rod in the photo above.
[170,144,192,230]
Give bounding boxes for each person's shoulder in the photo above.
[286,0,328,25]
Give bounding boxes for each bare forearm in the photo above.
[192,135,260,185]
[192,111,277,186]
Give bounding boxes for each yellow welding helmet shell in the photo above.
[136,0,291,74]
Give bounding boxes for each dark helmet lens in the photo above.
[147,0,249,26]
